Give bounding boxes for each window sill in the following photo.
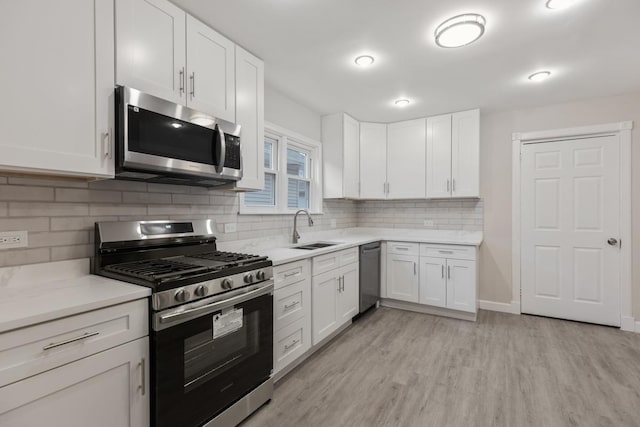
[238,210,324,216]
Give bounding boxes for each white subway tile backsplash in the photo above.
[55,188,122,203]
[88,204,147,216]
[0,248,50,267]
[122,191,172,204]
[0,217,50,232]
[51,244,93,261]
[0,185,54,201]
[29,231,90,248]
[9,202,89,217]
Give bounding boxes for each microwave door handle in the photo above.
[216,125,226,174]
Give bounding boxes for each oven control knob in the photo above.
[221,279,233,290]
[256,270,266,281]
[194,285,208,297]
[174,289,189,303]
[244,273,254,284]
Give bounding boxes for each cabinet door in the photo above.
[116,0,186,104]
[386,254,419,303]
[446,259,477,313]
[186,15,236,122]
[419,257,447,308]
[343,114,360,198]
[359,122,387,199]
[312,270,339,345]
[387,119,426,199]
[0,0,115,178]
[337,263,359,324]
[234,46,264,191]
[451,109,480,198]
[426,114,453,198]
[0,338,149,427]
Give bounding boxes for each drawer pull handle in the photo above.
[396,247,409,251]
[43,331,100,351]
[284,339,300,351]
[439,250,454,254]
[283,271,300,278]
[284,301,300,311]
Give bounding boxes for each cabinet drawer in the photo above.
[312,247,358,276]
[274,259,310,290]
[274,279,309,331]
[387,241,420,256]
[0,299,148,388]
[274,318,310,374]
[420,244,476,260]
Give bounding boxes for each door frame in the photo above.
[511,121,634,330]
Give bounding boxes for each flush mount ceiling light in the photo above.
[528,70,552,82]
[546,0,577,9]
[394,99,410,107]
[435,13,486,48]
[354,55,375,67]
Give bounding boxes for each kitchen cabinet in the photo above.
[311,248,359,345]
[234,46,265,191]
[273,260,311,376]
[0,299,149,426]
[387,119,427,199]
[116,0,236,121]
[359,122,388,199]
[426,109,480,198]
[418,244,477,313]
[386,253,420,303]
[322,113,360,199]
[0,0,115,179]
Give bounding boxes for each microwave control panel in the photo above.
[224,135,241,169]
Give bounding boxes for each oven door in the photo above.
[151,282,273,427]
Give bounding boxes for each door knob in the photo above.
[607,238,618,246]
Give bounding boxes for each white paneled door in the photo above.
[521,136,621,326]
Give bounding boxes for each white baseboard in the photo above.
[621,316,636,332]
[478,300,521,315]
[381,299,477,322]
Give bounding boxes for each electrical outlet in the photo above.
[423,220,435,227]
[330,219,337,228]
[224,223,237,233]
[0,231,28,250]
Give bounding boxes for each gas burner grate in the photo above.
[191,251,267,264]
[105,259,208,282]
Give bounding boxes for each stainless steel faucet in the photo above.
[292,209,314,243]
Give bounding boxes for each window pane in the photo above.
[245,173,276,206]
[287,148,307,178]
[264,142,273,169]
[287,178,310,209]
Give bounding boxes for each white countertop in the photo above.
[218,227,483,266]
[0,259,150,333]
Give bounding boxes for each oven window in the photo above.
[127,106,218,166]
[183,310,259,392]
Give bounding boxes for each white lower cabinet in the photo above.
[311,249,359,346]
[419,256,447,308]
[272,260,311,375]
[386,254,419,303]
[446,259,477,313]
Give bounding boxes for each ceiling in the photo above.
[173,0,640,122]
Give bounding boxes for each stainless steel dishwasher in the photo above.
[359,242,381,313]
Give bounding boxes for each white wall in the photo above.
[479,91,640,319]
[265,84,322,141]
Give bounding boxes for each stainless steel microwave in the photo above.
[115,86,242,187]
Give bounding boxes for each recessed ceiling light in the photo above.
[354,55,375,67]
[528,71,552,82]
[435,13,486,48]
[546,0,577,9]
[394,99,410,107]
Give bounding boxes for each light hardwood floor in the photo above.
[242,308,640,427]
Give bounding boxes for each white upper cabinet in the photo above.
[426,109,480,199]
[234,46,265,191]
[359,122,388,199]
[115,0,186,104]
[0,0,115,179]
[116,0,236,121]
[426,114,453,198]
[185,15,236,122]
[322,113,360,199]
[451,109,480,197]
[387,119,426,199]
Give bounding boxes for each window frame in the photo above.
[240,122,323,215]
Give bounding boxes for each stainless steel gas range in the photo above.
[92,219,273,427]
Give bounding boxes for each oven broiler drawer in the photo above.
[0,299,148,388]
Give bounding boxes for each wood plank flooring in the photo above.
[241,308,640,427]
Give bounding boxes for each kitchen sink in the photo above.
[293,242,340,250]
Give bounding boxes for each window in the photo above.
[240,123,322,214]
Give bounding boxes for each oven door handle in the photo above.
[155,282,274,329]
